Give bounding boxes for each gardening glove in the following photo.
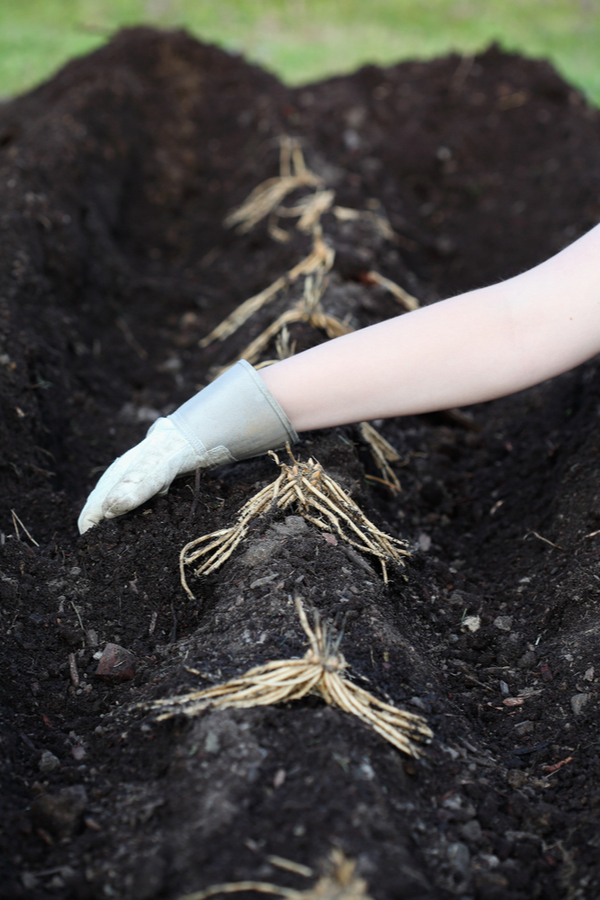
[78,360,298,534]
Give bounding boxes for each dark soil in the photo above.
[1,27,600,900]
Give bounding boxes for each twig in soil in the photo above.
[170,600,178,643]
[147,598,432,758]
[268,858,313,878]
[188,467,202,522]
[199,229,334,348]
[10,509,39,547]
[179,448,410,596]
[116,317,148,359]
[68,653,80,688]
[363,270,420,312]
[524,531,565,551]
[542,756,573,776]
[179,850,372,900]
[358,422,401,493]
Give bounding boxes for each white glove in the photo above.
[78,360,298,533]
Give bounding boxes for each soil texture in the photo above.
[1,27,600,900]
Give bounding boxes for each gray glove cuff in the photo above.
[166,360,299,468]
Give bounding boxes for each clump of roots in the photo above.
[201,139,421,379]
[199,228,334,349]
[148,598,433,758]
[224,137,326,235]
[179,449,410,596]
[211,265,353,378]
[179,849,373,900]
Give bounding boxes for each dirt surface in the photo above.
[1,27,600,900]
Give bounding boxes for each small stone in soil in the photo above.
[571,692,591,716]
[95,643,136,682]
[30,785,87,840]
[39,750,60,773]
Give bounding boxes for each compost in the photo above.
[1,27,600,900]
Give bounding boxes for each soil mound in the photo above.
[1,27,600,900]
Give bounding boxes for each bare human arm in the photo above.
[260,222,600,431]
[78,224,600,532]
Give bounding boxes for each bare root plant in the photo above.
[224,137,324,234]
[148,597,433,758]
[179,449,410,596]
[201,139,421,386]
[178,849,373,900]
[199,229,334,349]
[212,267,353,376]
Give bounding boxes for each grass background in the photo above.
[1,1,600,104]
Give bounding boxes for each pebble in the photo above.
[540,664,553,683]
[269,516,309,537]
[513,720,534,735]
[460,818,483,843]
[417,533,431,552]
[204,731,220,754]
[493,615,513,632]
[30,785,87,839]
[461,615,481,633]
[95,643,136,682]
[518,650,536,669]
[39,750,60,773]
[571,692,591,716]
[447,841,470,878]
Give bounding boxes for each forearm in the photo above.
[260,224,600,432]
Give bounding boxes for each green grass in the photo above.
[2,1,600,105]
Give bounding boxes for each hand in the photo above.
[78,360,298,534]
[78,418,200,533]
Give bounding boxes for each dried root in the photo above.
[224,138,323,234]
[364,270,420,312]
[180,449,410,596]
[358,422,401,494]
[211,266,352,376]
[179,850,373,900]
[199,229,334,349]
[149,598,433,759]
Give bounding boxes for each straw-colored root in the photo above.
[224,138,323,234]
[179,449,410,597]
[210,266,352,377]
[364,270,420,312]
[179,850,372,900]
[358,422,402,493]
[199,229,334,349]
[147,598,433,759]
